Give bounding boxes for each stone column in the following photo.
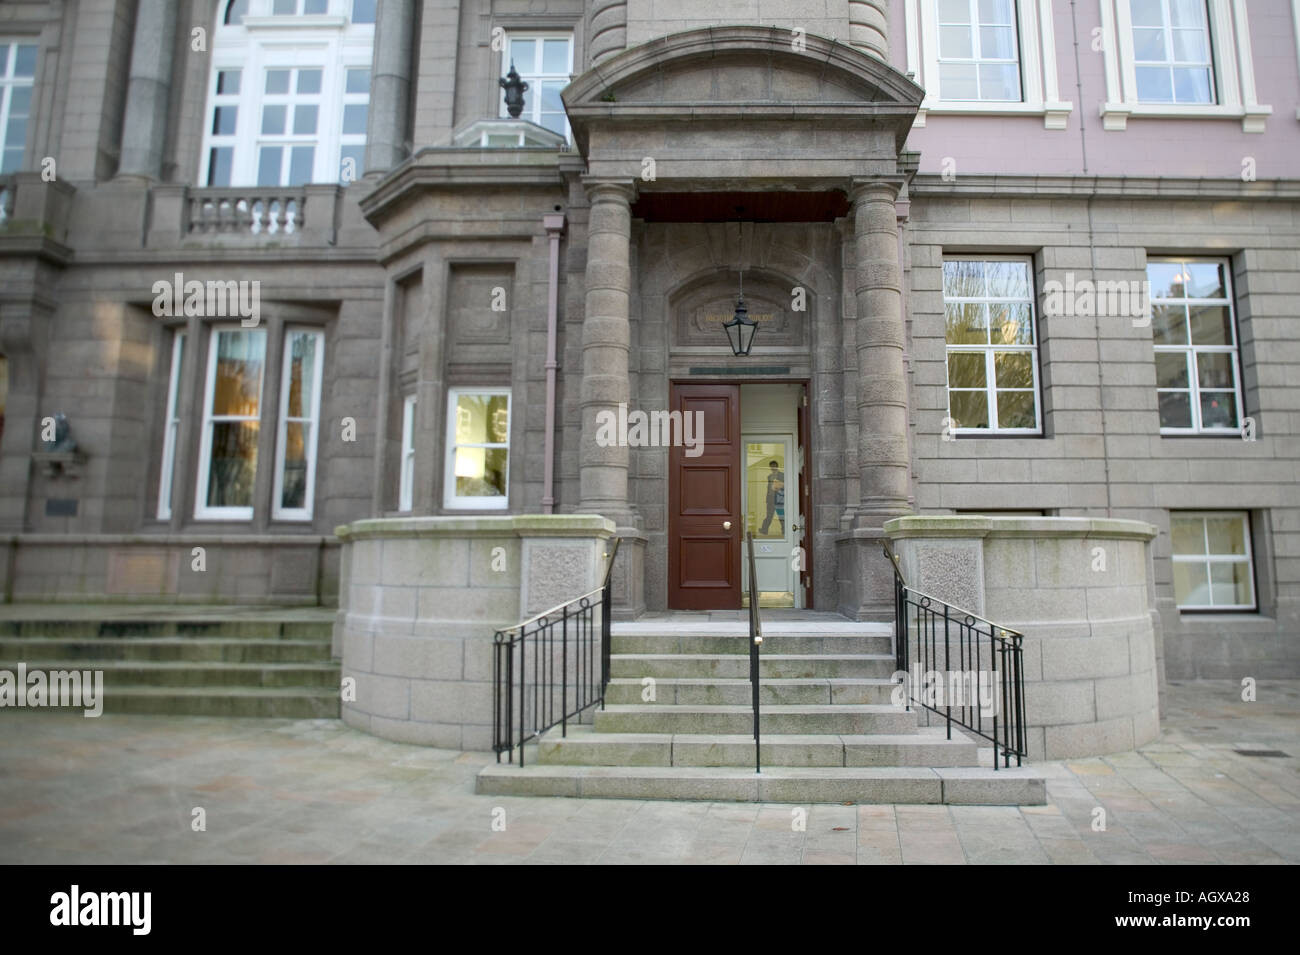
[576,179,636,525]
[849,1,889,61]
[576,179,644,616]
[851,179,910,522]
[838,179,910,619]
[365,0,416,176]
[588,0,629,66]
[117,0,177,179]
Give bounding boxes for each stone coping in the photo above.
[335,514,617,542]
[0,534,337,546]
[884,515,1158,541]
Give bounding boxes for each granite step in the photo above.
[0,637,333,664]
[604,676,899,706]
[610,653,897,680]
[592,703,919,735]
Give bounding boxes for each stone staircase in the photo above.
[0,610,340,718]
[476,619,1045,805]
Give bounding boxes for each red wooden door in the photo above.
[668,383,741,610]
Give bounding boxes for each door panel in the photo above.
[669,383,741,609]
[797,392,813,608]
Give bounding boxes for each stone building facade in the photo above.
[0,0,1296,685]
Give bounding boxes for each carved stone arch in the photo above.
[666,264,813,352]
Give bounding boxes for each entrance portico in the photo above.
[562,26,924,618]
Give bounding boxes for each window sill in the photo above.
[1101,102,1272,133]
[240,15,351,30]
[914,101,1074,130]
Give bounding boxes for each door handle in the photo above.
[723,521,732,530]
[791,523,801,532]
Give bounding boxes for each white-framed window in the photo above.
[1149,257,1243,435]
[272,328,324,520]
[1098,0,1271,130]
[444,388,510,509]
[196,326,267,520]
[399,393,416,512]
[0,40,37,173]
[942,257,1042,434]
[934,0,1022,102]
[499,33,574,140]
[1130,0,1214,104]
[200,0,374,187]
[1170,511,1256,611]
[157,331,186,520]
[908,0,1072,128]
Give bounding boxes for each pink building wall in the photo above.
[889,0,1300,179]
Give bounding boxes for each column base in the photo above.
[835,527,899,621]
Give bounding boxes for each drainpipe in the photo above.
[542,212,566,513]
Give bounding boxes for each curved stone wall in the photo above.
[334,515,615,749]
[885,516,1161,760]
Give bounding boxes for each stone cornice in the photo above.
[911,174,1300,201]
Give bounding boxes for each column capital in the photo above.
[581,178,638,205]
[847,177,906,206]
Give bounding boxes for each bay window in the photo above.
[272,329,324,520]
[444,389,510,509]
[0,40,37,173]
[196,327,267,520]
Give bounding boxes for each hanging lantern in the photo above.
[723,293,757,356]
[499,61,528,118]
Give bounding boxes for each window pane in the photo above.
[939,0,970,22]
[1209,561,1252,606]
[943,260,984,297]
[947,352,986,389]
[293,104,318,135]
[288,146,314,185]
[1171,518,1203,555]
[540,81,564,112]
[285,334,318,418]
[940,61,979,99]
[1205,516,1245,555]
[510,39,536,71]
[340,144,365,181]
[225,0,249,24]
[1170,0,1205,28]
[346,68,371,94]
[939,25,974,59]
[273,0,295,14]
[542,39,569,73]
[996,389,1036,429]
[207,147,233,186]
[305,0,327,13]
[297,69,322,95]
[1151,305,1188,345]
[455,393,507,443]
[13,44,36,77]
[1172,560,1209,606]
[1189,305,1232,345]
[949,391,989,429]
[212,332,265,416]
[1198,391,1236,429]
[266,70,291,94]
[454,447,507,498]
[342,103,368,135]
[9,86,31,116]
[280,422,309,509]
[977,62,1019,100]
[1195,352,1234,389]
[0,148,20,174]
[1172,28,1207,61]
[1158,390,1192,428]
[217,69,241,95]
[984,261,1029,298]
[261,105,286,134]
[978,0,1012,24]
[1147,262,1187,298]
[1155,352,1189,388]
[1184,262,1225,298]
[945,303,988,344]
[1136,66,1173,102]
[257,147,282,186]
[352,0,377,23]
[1172,67,1211,103]
[1130,0,1163,27]
[212,105,238,136]
[1132,28,1166,61]
[979,26,1016,59]
[6,117,27,149]
[990,303,1032,344]
[994,351,1033,388]
[206,423,259,507]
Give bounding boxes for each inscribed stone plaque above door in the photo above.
[672,270,809,350]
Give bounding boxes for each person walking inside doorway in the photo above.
[759,459,785,536]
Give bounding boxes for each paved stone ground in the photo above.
[1,680,1296,865]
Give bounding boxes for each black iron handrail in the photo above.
[883,540,1027,770]
[745,531,763,774]
[492,537,620,767]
